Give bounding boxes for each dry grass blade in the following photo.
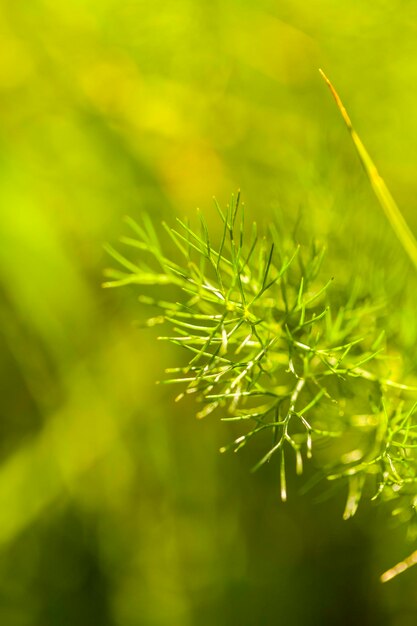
[380,549,417,583]
[319,69,417,272]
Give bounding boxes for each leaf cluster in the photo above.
[104,195,417,527]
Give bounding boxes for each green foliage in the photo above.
[104,195,417,536]
[103,71,417,586]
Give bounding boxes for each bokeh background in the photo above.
[1,1,417,624]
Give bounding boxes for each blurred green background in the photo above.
[1,1,417,624]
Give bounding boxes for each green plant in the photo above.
[104,75,417,582]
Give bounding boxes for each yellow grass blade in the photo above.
[319,69,417,272]
[380,549,417,583]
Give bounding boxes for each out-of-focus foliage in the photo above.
[1,1,417,625]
